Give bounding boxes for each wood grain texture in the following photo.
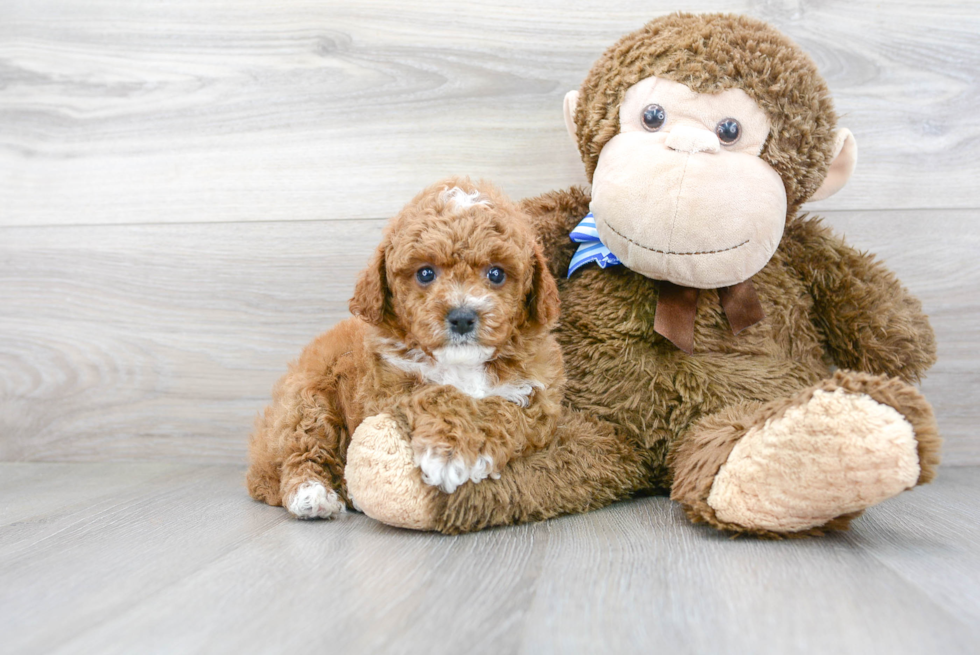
[2,208,977,465]
[842,466,980,630]
[0,464,289,655]
[2,5,977,649]
[1,0,978,227]
[0,463,977,654]
[0,219,383,463]
[517,477,979,654]
[0,462,187,526]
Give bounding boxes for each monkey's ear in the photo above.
[809,128,858,202]
[349,243,390,326]
[527,242,561,328]
[563,90,580,141]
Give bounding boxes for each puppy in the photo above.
[246,178,563,519]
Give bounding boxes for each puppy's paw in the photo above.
[415,449,499,494]
[285,480,346,520]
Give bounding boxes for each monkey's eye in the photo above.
[716,118,741,145]
[487,266,506,285]
[641,104,666,132]
[416,266,436,285]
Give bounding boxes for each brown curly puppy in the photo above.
[246,177,563,519]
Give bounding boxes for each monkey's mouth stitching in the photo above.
[604,221,749,256]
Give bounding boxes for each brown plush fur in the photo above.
[431,410,647,534]
[420,186,939,535]
[669,369,940,538]
[246,178,563,513]
[575,12,837,213]
[413,14,941,535]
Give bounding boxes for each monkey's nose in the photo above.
[665,125,720,154]
[447,307,478,335]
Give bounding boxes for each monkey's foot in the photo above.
[671,371,941,537]
[345,414,440,531]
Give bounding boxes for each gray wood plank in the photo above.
[0,218,383,464]
[0,464,289,655]
[0,463,975,655]
[843,466,980,629]
[0,462,186,526]
[2,209,977,465]
[517,494,978,655]
[1,0,978,227]
[52,514,547,655]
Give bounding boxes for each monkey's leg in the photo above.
[669,370,941,537]
[346,410,649,534]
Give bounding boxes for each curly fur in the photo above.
[412,15,942,536]
[246,177,564,512]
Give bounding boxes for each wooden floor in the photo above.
[2,463,978,655]
[3,2,980,653]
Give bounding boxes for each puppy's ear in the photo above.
[349,242,390,326]
[526,242,560,328]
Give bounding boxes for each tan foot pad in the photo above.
[345,414,438,531]
[707,389,920,533]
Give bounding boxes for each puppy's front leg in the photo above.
[397,385,545,494]
[393,386,494,493]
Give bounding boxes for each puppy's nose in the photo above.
[447,307,478,335]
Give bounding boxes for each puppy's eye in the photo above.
[641,104,666,132]
[716,118,741,145]
[487,266,506,285]
[416,266,436,285]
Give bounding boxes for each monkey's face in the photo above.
[588,76,787,289]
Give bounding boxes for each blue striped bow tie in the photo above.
[567,212,621,278]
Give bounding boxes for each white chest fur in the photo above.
[382,344,540,407]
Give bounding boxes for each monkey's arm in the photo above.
[521,187,592,280]
[782,216,937,383]
[345,407,647,533]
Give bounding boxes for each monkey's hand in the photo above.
[783,216,937,383]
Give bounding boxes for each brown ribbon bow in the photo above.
[653,279,765,354]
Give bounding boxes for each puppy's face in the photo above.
[350,181,559,356]
[388,217,525,353]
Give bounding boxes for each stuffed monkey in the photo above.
[344,13,941,537]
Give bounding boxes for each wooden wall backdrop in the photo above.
[1,0,978,464]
